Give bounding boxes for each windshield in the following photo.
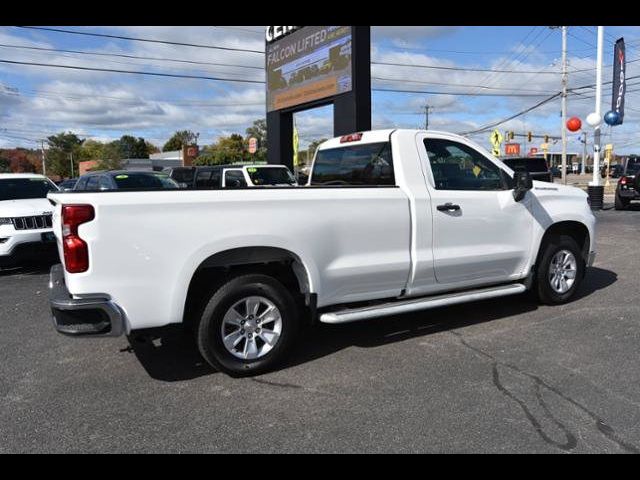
[626,159,640,175]
[0,177,58,201]
[503,158,549,173]
[246,167,297,186]
[112,173,180,190]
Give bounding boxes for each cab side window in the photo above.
[225,170,247,188]
[86,176,100,191]
[98,176,112,190]
[74,177,89,191]
[424,139,509,191]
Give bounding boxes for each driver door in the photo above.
[420,135,533,286]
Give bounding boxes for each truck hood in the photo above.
[531,181,588,199]
[0,198,54,217]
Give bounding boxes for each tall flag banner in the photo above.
[293,122,300,168]
[612,38,626,125]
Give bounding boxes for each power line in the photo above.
[371,60,563,74]
[371,75,558,94]
[371,87,554,97]
[461,93,563,135]
[0,58,266,84]
[1,58,566,98]
[15,26,265,54]
[0,43,264,70]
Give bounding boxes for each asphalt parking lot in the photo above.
[1,208,640,453]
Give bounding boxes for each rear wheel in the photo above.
[615,193,630,210]
[196,274,299,377]
[535,235,585,305]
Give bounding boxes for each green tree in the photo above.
[146,141,160,155]
[79,140,105,162]
[46,132,84,178]
[163,130,198,152]
[95,141,124,171]
[197,134,247,166]
[118,135,150,159]
[0,156,9,173]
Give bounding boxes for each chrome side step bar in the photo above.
[319,283,527,325]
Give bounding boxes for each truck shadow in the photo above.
[126,267,616,382]
[0,259,58,277]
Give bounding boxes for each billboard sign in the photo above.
[266,26,353,112]
[612,38,626,125]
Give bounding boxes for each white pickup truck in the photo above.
[47,130,596,376]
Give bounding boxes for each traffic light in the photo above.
[509,131,515,141]
[527,132,532,142]
[545,135,549,143]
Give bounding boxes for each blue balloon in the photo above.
[604,110,621,126]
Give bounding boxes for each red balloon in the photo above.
[567,117,582,132]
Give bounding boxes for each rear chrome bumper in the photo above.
[49,264,125,337]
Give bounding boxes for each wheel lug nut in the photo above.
[240,329,245,334]
[256,328,261,334]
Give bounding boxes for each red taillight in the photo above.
[620,176,627,185]
[340,133,363,143]
[62,205,94,273]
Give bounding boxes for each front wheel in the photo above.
[196,274,299,377]
[535,235,585,305]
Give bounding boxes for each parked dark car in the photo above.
[601,164,624,179]
[615,158,640,210]
[73,171,180,191]
[502,157,554,183]
[164,165,297,189]
[57,178,78,192]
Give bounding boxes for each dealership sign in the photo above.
[266,26,353,112]
[266,26,303,44]
[611,38,626,125]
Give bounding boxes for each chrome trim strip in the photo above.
[319,283,527,325]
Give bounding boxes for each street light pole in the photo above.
[561,26,568,185]
[41,140,46,176]
[592,26,604,188]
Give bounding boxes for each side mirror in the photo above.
[513,170,533,202]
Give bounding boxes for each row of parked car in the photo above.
[1,164,299,270]
[58,165,299,192]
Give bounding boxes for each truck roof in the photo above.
[0,173,48,180]
[317,129,475,151]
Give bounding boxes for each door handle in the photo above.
[437,203,461,212]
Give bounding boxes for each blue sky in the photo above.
[1,26,640,154]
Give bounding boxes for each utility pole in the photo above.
[424,105,433,130]
[69,152,74,178]
[561,26,568,185]
[41,140,46,176]
[581,132,587,174]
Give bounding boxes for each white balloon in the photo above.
[586,112,602,127]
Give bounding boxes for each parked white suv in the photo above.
[0,174,59,268]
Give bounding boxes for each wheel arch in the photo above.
[537,221,591,264]
[182,246,316,329]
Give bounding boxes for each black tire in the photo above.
[535,235,585,305]
[196,274,299,377]
[615,193,630,210]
